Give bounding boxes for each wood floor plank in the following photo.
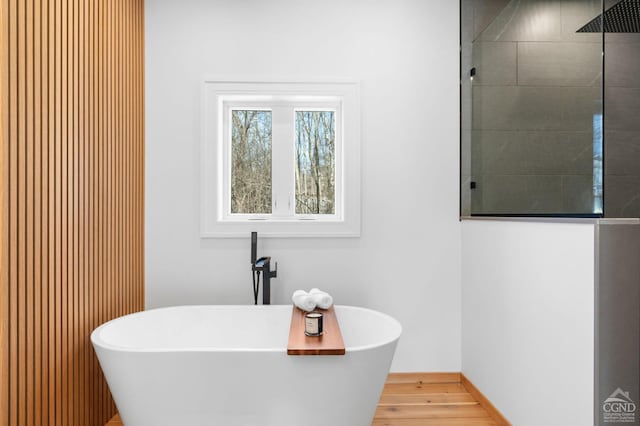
[382,382,467,395]
[372,418,499,426]
[385,372,461,384]
[105,413,122,425]
[373,373,503,426]
[378,392,477,406]
[375,404,493,420]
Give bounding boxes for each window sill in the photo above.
[200,219,360,238]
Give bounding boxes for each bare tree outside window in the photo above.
[295,111,335,214]
[231,110,272,214]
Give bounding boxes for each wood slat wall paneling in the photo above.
[1,0,144,424]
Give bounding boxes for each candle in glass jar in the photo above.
[304,311,323,336]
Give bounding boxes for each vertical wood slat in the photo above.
[33,0,42,424]
[26,1,35,425]
[96,0,104,418]
[46,1,55,420]
[45,2,54,423]
[54,1,62,423]
[7,0,16,419]
[0,0,8,424]
[17,2,26,426]
[79,1,86,424]
[60,1,68,425]
[1,0,144,424]
[32,0,43,423]
[39,2,50,424]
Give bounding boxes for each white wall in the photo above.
[462,220,595,425]
[145,0,461,371]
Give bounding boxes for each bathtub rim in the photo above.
[90,304,402,354]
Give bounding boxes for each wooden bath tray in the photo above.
[287,306,346,355]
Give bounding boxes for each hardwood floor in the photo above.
[106,373,508,426]
[106,414,123,425]
[372,373,504,425]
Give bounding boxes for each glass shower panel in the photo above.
[461,0,603,216]
[603,0,640,217]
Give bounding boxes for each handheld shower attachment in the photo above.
[251,232,257,265]
[251,232,259,305]
[250,232,277,305]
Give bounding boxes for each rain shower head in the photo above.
[577,0,640,33]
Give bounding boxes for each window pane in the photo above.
[295,111,335,214]
[231,110,272,214]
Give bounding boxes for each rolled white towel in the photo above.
[309,288,333,310]
[292,290,316,312]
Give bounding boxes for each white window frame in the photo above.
[201,78,360,238]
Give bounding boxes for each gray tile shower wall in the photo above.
[473,86,600,131]
[605,42,640,87]
[603,176,640,217]
[471,42,517,86]
[471,131,593,176]
[604,32,640,218]
[468,0,602,214]
[517,42,602,87]
[605,87,640,132]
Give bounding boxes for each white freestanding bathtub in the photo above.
[91,305,401,426]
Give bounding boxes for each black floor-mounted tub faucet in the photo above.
[251,232,277,305]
